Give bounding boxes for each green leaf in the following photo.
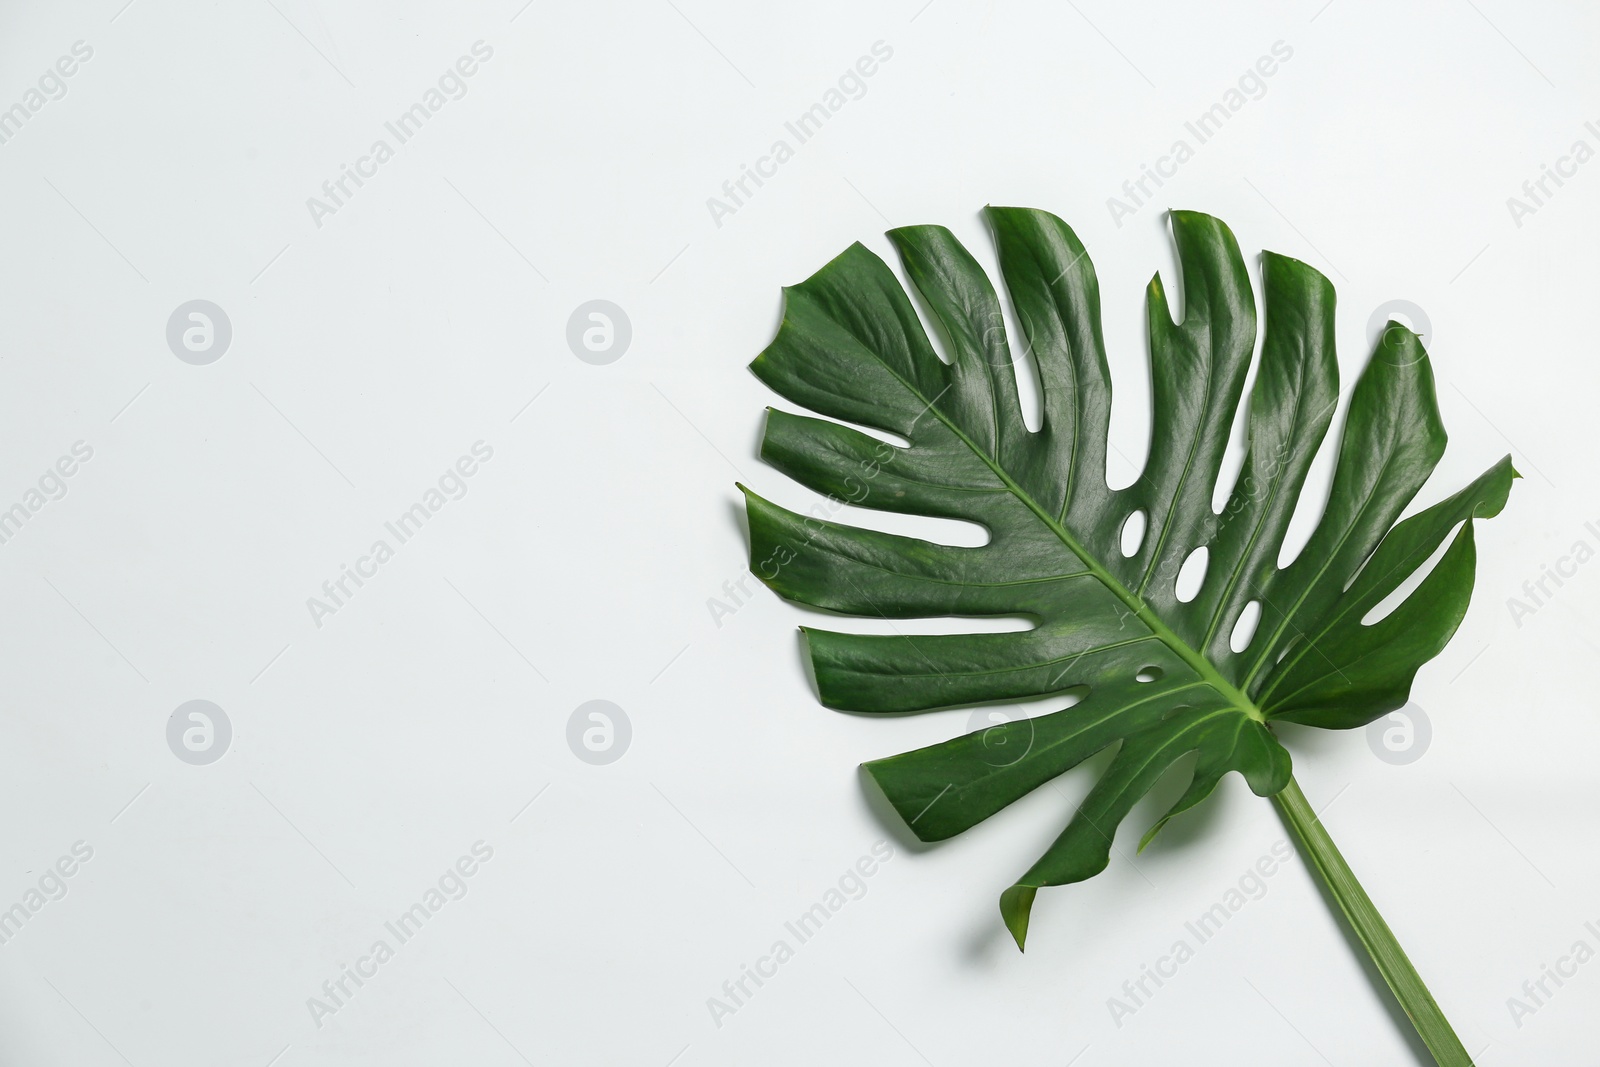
[741,207,1512,949]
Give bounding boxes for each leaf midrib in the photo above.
[856,346,1266,724]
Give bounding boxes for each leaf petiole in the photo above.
[1272,775,1474,1067]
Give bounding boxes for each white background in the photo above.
[0,0,1594,1064]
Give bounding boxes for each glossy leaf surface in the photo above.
[741,208,1513,947]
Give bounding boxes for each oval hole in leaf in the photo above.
[1120,510,1147,557]
[1135,665,1163,683]
[1175,546,1209,603]
[1229,600,1262,653]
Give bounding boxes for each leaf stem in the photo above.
[1271,776,1474,1067]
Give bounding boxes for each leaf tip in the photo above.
[999,884,1036,952]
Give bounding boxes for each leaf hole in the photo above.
[1012,319,1045,433]
[1276,415,1343,570]
[1229,600,1262,653]
[1120,510,1147,558]
[1135,665,1164,683]
[1174,546,1209,603]
[1359,521,1464,626]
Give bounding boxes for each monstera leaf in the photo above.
[740,208,1513,952]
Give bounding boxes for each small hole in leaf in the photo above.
[1136,665,1163,683]
[1230,600,1262,653]
[1120,510,1147,557]
[1175,546,1209,603]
